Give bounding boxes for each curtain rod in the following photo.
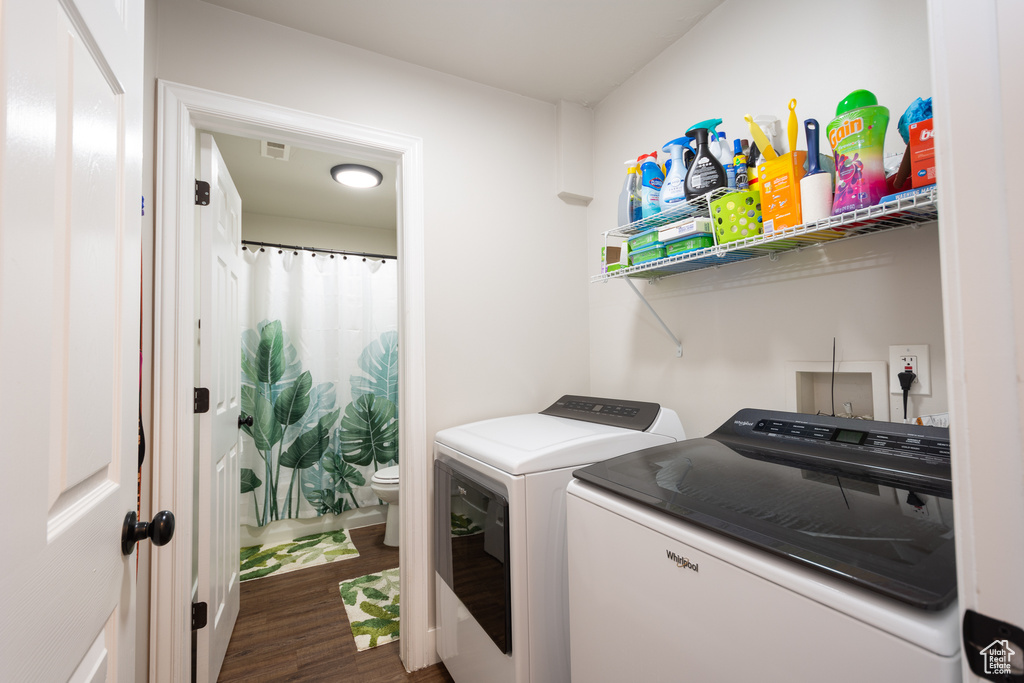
[241,240,396,261]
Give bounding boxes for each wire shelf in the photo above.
[606,187,734,237]
[593,186,938,283]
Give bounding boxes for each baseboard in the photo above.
[404,626,440,673]
[240,506,388,547]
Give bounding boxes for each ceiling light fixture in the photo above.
[330,163,383,189]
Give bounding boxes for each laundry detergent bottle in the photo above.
[639,153,664,218]
[659,136,694,211]
[826,89,889,215]
[683,127,726,199]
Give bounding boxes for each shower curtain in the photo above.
[239,248,398,527]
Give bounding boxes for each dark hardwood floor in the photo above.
[218,524,453,683]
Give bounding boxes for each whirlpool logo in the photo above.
[667,550,699,572]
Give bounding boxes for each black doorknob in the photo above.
[238,414,254,428]
[122,510,175,556]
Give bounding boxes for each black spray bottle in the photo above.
[684,126,727,199]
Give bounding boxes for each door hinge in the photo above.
[195,180,210,206]
[194,387,210,414]
[192,602,208,631]
[963,609,1024,680]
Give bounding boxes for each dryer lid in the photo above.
[434,412,676,475]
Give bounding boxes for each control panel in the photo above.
[541,395,660,432]
[710,408,953,495]
[750,417,950,465]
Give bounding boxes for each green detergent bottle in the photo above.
[826,89,889,214]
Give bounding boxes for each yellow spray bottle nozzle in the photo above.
[787,99,798,155]
[745,115,778,161]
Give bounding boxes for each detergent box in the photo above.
[757,152,806,232]
[908,118,935,188]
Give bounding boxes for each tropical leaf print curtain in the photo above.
[239,248,398,527]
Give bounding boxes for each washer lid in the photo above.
[434,413,675,475]
[372,465,400,483]
[572,408,957,611]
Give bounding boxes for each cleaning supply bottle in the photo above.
[638,153,664,218]
[712,132,733,188]
[747,141,761,189]
[617,162,635,227]
[627,166,642,223]
[826,89,890,214]
[733,139,748,190]
[659,136,694,211]
[683,127,726,199]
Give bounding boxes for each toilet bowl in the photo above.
[370,465,400,547]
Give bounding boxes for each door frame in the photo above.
[929,2,1024,679]
[150,80,431,680]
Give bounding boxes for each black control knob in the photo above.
[238,414,254,428]
[121,510,175,555]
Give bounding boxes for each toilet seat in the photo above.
[372,465,400,485]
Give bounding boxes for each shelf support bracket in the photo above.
[624,278,682,357]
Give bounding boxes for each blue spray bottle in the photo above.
[659,136,695,211]
[638,153,664,219]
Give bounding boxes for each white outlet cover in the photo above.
[889,344,931,395]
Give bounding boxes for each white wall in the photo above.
[588,0,945,437]
[241,212,398,256]
[153,0,591,433]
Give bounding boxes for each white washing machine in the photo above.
[567,408,961,682]
[433,395,685,683]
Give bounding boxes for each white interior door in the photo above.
[196,133,243,683]
[0,0,144,680]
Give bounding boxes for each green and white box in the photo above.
[658,217,713,243]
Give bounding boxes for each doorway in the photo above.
[209,129,399,546]
[151,80,431,680]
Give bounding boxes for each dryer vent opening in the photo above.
[260,140,290,161]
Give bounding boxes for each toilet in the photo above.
[370,465,400,547]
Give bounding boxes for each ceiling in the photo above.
[201,0,723,106]
[205,0,723,229]
[210,131,398,231]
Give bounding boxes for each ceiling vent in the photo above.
[260,140,291,161]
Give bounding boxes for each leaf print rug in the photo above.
[338,567,400,651]
[240,529,359,582]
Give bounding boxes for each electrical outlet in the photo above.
[889,344,931,395]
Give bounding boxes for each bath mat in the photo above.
[240,529,359,582]
[338,567,400,650]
